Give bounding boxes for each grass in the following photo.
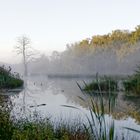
[77,76,140,140]
[0,109,89,140]
[0,66,23,89]
[83,76,118,93]
[76,76,117,140]
[123,65,140,95]
[82,65,140,96]
[1,97,139,140]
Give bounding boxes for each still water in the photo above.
[1,75,140,139]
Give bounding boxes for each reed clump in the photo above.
[123,65,140,95]
[84,76,118,93]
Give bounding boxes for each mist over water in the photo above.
[11,42,140,76]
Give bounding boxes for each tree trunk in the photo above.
[23,45,28,77]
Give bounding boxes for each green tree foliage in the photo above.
[66,25,140,58]
[130,25,140,44]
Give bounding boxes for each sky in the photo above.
[0,0,140,63]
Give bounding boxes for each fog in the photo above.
[8,41,140,76]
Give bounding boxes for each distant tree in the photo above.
[14,35,39,76]
[134,25,140,43]
[50,51,61,61]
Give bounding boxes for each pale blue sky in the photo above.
[0,0,140,63]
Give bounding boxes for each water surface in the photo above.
[1,75,140,139]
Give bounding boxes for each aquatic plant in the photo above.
[76,76,117,140]
[83,75,118,93]
[76,76,140,140]
[123,65,140,95]
[0,106,89,140]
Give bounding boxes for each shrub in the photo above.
[123,65,140,95]
[0,66,23,89]
[84,76,118,92]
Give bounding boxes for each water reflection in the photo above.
[1,76,140,138]
[9,76,140,124]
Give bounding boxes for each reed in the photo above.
[123,65,140,95]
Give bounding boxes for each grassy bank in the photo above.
[0,66,23,89]
[82,67,140,96]
[123,65,140,95]
[0,109,89,140]
[83,76,118,93]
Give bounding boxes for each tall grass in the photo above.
[76,74,140,139]
[75,75,117,140]
[83,75,118,93]
[123,65,140,95]
[0,106,89,140]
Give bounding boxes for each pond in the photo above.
[0,75,140,139]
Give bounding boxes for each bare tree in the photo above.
[14,35,39,76]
